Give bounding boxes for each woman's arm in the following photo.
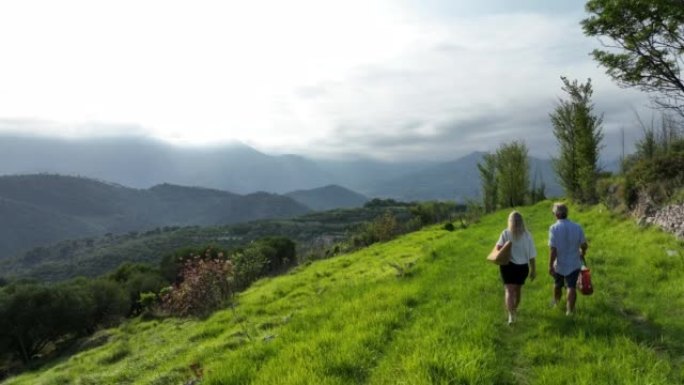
[529,258,536,281]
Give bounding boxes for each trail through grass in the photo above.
[4,202,684,384]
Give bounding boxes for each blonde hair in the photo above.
[507,211,526,240]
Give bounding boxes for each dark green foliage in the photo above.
[615,114,684,207]
[626,153,684,205]
[86,279,129,328]
[0,283,92,363]
[477,153,498,213]
[596,176,629,211]
[409,202,463,226]
[107,263,166,315]
[352,211,400,247]
[476,141,530,210]
[529,166,547,204]
[257,237,296,273]
[442,223,455,232]
[232,247,270,290]
[231,237,296,289]
[550,77,604,203]
[363,198,411,208]
[582,0,684,115]
[495,141,530,208]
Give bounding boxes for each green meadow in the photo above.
[4,201,684,385]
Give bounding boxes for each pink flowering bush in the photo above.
[161,255,234,317]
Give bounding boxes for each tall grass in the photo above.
[4,201,683,384]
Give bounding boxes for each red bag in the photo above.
[578,267,593,295]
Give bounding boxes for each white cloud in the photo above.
[0,0,653,160]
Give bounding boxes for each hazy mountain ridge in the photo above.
[369,152,564,201]
[285,185,369,211]
[0,137,568,257]
[0,174,310,259]
[0,136,334,194]
[0,135,564,201]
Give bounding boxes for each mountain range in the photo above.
[0,135,566,258]
[0,135,563,200]
[0,174,311,259]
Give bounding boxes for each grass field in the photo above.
[4,201,684,385]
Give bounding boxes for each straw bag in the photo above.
[486,241,511,265]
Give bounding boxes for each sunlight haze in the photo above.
[0,0,649,160]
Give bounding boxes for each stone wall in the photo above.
[643,204,684,238]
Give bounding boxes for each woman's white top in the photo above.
[496,229,537,265]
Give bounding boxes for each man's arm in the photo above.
[549,247,557,276]
[580,242,588,266]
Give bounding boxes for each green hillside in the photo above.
[4,202,683,385]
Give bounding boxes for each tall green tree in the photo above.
[550,77,604,203]
[495,141,530,208]
[477,153,499,213]
[582,0,684,116]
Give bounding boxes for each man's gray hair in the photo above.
[552,202,568,218]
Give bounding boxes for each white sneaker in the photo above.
[507,313,516,325]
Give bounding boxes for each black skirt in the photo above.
[499,262,529,285]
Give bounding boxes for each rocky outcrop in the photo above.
[643,204,684,238]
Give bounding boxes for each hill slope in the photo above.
[285,185,368,211]
[0,175,310,258]
[1,205,414,282]
[4,202,683,384]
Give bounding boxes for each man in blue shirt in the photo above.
[548,202,588,315]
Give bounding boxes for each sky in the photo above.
[0,0,656,161]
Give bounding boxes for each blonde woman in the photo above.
[496,211,537,325]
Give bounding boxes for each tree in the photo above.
[496,141,530,208]
[0,283,93,363]
[477,153,499,213]
[582,0,684,116]
[550,77,604,203]
[529,165,547,204]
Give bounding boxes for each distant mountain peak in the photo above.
[285,185,368,211]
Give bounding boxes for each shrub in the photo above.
[160,246,229,284]
[232,247,270,290]
[625,153,684,206]
[161,258,234,317]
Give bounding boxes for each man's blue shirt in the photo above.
[548,219,586,275]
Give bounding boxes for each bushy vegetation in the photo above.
[477,141,543,212]
[161,257,234,317]
[597,114,684,211]
[0,236,299,375]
